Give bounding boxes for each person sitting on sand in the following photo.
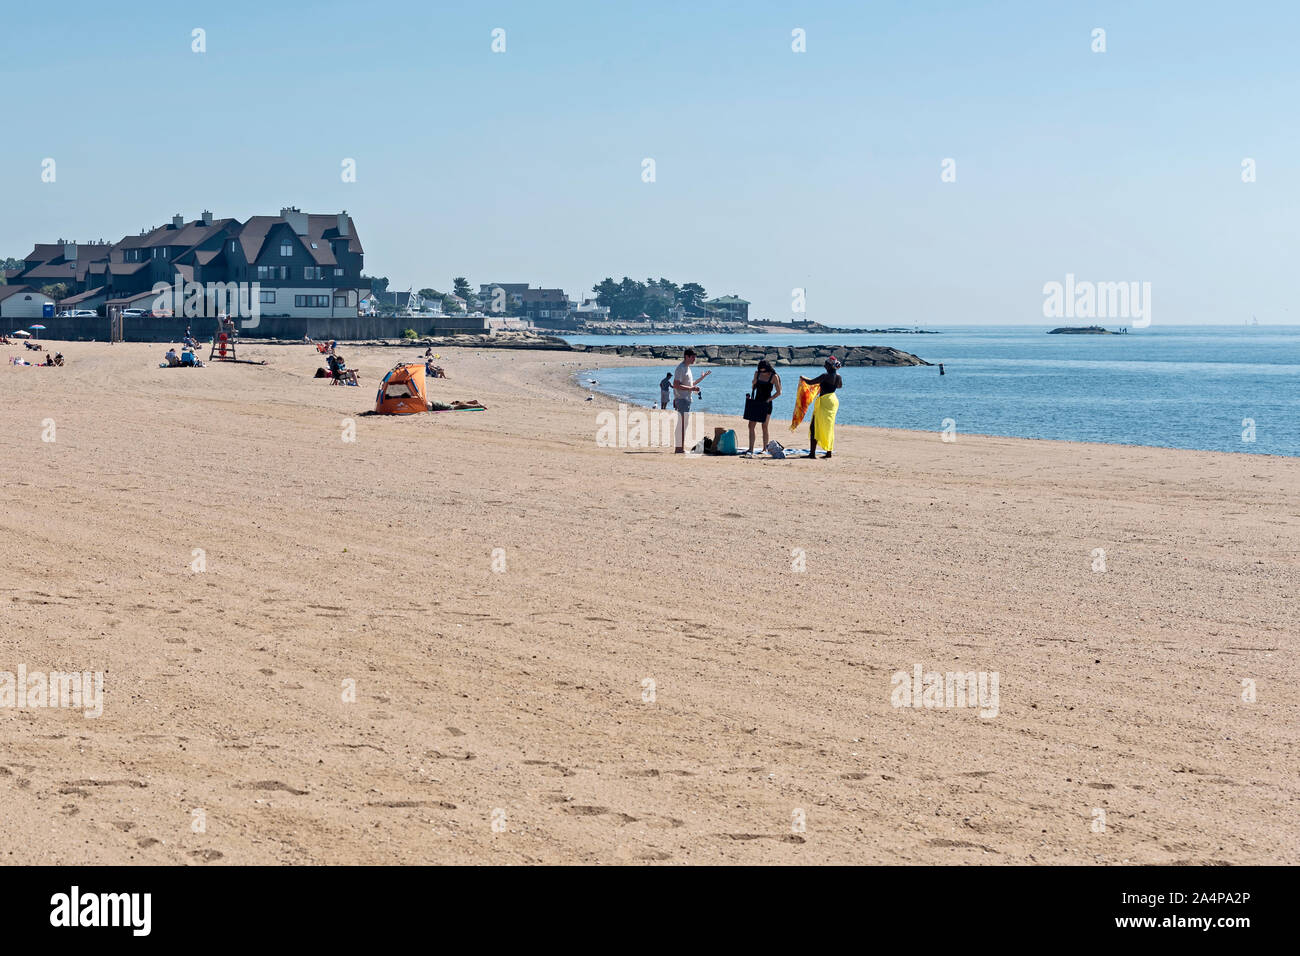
[743,359,782,455]
[43,353,55,366]
[333,354,359,386]
[53,352,64,366]
[799,357,842,459]
[165,347,180,367]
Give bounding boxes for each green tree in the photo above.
[592,278,619,309]
[364,275,390,294]
[418,287,440,300]
[611,277,646,321]
[0,256,25,283]
[40,283,69,302]
[677,282,706,312]
[452,277,474,308]
[442,293,464,313]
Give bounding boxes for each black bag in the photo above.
[743,390,771,423]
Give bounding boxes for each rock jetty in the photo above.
[568,342,930,367]
[340,333,930,367]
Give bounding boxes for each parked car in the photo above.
[121,309,147,319]
[57,309,98,318]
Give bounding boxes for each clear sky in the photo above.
[2,0,1296,325]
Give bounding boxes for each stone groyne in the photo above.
[568,342,930,367]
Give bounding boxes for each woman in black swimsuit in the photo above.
[743,359,783,454]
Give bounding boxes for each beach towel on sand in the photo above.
[790,379,820,430]
[812,392,839,452]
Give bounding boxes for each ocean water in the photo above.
[569,326,1300,457]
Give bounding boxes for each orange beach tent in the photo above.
[374,363,429,414]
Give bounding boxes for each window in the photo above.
[334,295,347,307]
[257,266,288,281]
[304,266,323,280]
[260,291,276,304]
[230,240,237,251]
[280,241,292,257]
[294,295,329,308]
[333,268,343,276]
[162,248,168,258]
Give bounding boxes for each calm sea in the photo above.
[568,326,1300,457]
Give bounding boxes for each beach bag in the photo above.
[742,390,765,421]
[716,429,737,455]
[766,440,786,459]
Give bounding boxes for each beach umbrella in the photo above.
[13,330,31,337]
[29,324,46,330]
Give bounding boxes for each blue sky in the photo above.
[2,0,1296,325]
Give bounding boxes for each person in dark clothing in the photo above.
[743,359,782,454]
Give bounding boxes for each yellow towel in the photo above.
[812,392,839,451]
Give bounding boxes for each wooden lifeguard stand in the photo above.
[209,315,238,362]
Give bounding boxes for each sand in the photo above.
[1,340,1295,865]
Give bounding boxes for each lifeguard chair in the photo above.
[209,315,238,362]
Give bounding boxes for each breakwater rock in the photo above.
[337,334,929,367]
[568,342,931,367]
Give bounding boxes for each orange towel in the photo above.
[790,379,820,430]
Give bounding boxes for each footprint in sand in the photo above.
[235,781,308,795]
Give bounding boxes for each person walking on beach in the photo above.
[659,372,673,409]
[743,359,782,454]
[671,348,710,453]
[799,357,842,459]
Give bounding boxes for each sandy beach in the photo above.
[1,340,1295,865]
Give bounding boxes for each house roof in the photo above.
[60,286,106,305]
[22,262,79,279]
[521,288,567,302]
[706,295,750,305]
[0,284,42,302]
[236,213,362,265]
[105,289,161,305]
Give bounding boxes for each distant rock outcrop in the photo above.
[1047,326,1119,334]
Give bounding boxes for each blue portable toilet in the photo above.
[42,302,54,318]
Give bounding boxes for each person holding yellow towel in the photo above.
[799,357,843,459]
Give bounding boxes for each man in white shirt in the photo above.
[671,348,710,453]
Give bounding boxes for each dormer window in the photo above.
[280,241,293,257]
[310,242,318,249]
